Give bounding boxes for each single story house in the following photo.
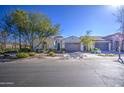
[33,32,124,52]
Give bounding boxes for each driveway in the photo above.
[0,55,124,87]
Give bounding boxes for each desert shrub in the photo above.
[29,52,36,56]
[91,48,100,51]
[48,49,56,53]
[61,48,65,53]
[36,49,43,53]
[0,51,4,54]
[42,48,48,53]
[19,48,31,52]
[47,51,56,57]
[16,53,29,58]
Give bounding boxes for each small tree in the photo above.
[34,15,60,50]
[114,6,124,63]
[80,30,95,51]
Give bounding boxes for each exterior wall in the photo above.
[33,39,42,50]
[33,36,64,51]
[80,43,84,51]
[46,38,55,49]
[33,38,55,50]
[107,40,124,52]
[64,36,80,43]
[122,41,124,51]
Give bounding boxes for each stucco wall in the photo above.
[64,36,80,43]
[33,38,55,50]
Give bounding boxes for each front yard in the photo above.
[1,49,124,63]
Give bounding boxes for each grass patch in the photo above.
[98,54,115,57]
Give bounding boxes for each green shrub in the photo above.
[4,48,18,52]
[47,51,56,57]
[43,48,48,53]
[94,48,100,51]
[19,48,31,52]
[29,52,36,56]
[16,53,29,58]
[91,48,101,53]
[61,48,65,53]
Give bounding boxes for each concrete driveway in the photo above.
[0,56,124,87]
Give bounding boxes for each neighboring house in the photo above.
[33,32,124,52]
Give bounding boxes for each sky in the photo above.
[0,5,120,37]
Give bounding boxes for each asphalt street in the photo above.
[0,58,124,87]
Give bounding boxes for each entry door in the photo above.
[57,43,60,51]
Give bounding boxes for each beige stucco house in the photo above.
[33,32,124,52]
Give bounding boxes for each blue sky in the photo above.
[0,5,120,37]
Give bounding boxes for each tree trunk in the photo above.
[86,44,89,52]
[19,31,21,49]
[1,31,7,51]
[118,42,123,63]
[30,42,33,51]
[14,38,17,49]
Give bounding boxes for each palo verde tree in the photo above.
[80,30,95,51]
[33,14,60,50]
[1,9,60,51]
[10,9,29,49]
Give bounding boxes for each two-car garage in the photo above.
[65,42,110,52]
[64,36,110,52]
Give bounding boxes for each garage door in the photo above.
[95,42,109,51]
[65,43,80,52]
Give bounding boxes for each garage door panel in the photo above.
[95,42,109,51]
[65,43,80,52]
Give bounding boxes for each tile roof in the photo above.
[80,36,105,41]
